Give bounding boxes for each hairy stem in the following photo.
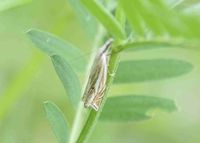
[70,52,119,143]
[77,54,118,143]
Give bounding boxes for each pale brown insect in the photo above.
[82,39,113,111]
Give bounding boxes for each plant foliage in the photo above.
[26,0,200,143]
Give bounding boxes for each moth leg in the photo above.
[83,88,96,108]
[91,96,103,111]
[90,103,99,111]
[90,87,105,111]
[97,86,106,99]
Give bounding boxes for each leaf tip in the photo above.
[50,55,63,67]
[43,101,52,111]
[170,100,178,112]
[43,100,50,105]
[50,54,59,60]
[26,28,36,36]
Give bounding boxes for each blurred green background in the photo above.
[0,0,200,143]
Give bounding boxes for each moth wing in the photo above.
[82,56,101,101]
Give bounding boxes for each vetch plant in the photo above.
[0,0,32,12]
[27,0,200,143]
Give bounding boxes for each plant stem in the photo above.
[68,102,88,143]
[75,51,120,143]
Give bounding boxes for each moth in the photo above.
[82,39,113,111]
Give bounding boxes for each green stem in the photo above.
[69,25,105,143]
[75,52,120,143]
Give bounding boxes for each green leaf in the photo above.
[27,29,86,72]
[114,59,193,83]
[130,1,165,35]
[115,2,126,29]
[44,101,68,143]
[67,0,97,37]
[115,40,184,52]
[182,2,200,16]
[100,95,177,121]
[119,0,200,38]
[166,0,183,7]
[51,55,81,107]
[119,0,145,36]
[0,0,31,12]
[81,0,125,39]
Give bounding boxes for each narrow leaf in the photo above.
[44,101,68,143]
[115,40,184,52]
[120,0,200,39]
[0,0,31,12]
[115,4,126,29]
[51,55,81,107]
[100,95,177,121]
[166,0,183,8]
[119,0,145,36]
[114,59,193,83]
[81,0,125,39]
[67,0,97,37]
[27,29,86,72]
[182,3,200,16]
[132,1,165,35]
